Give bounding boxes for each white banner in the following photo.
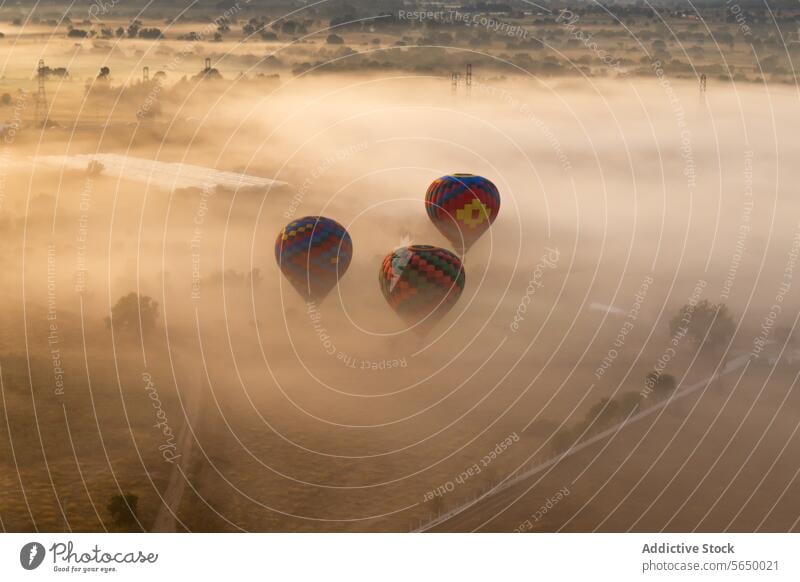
[0,533,797,581]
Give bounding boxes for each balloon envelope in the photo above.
[425,173,500,252]
[275,216,353,301]
[379,245,465,330]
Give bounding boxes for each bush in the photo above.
[669,300,735,351]
[584,397,622,429]
[645,372,676,399]
[107,493,139,531]
[127,19,142,38]
[106,293,159,335]
[138,28,163,39]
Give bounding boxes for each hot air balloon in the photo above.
[425,173,500,253]
[275,216,352,301]
[379,245,465,330]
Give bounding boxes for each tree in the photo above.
[242,17,264,36]
[327,33,344,44]
[106,293,159,335]
[586,397,622,428]
[281,20,297,35]
[669,300,735,352]
[0,93,11,106]
[127,19,142,38]
[67,28,88,38]
[107,493,139,531]
[97,66,110,80]
[645,372,676,399]
[138,28,162,39]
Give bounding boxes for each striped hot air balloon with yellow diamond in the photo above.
[425,173,500,253]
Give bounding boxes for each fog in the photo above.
[3,68,800,532]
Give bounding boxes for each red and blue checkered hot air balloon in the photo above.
[379,245,465,332]
[275,216,353,302]
[425,173,500,253]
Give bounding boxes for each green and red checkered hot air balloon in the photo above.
[425,173,500,253]
[379,245,465,332]
[275,216,353,302]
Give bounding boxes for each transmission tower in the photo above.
[465,63,472,96]
[143,66,150,82]
[34,59,48,127]
[699,73,707,93]
[451,72,460,95]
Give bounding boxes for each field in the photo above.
[2,1,800,533]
